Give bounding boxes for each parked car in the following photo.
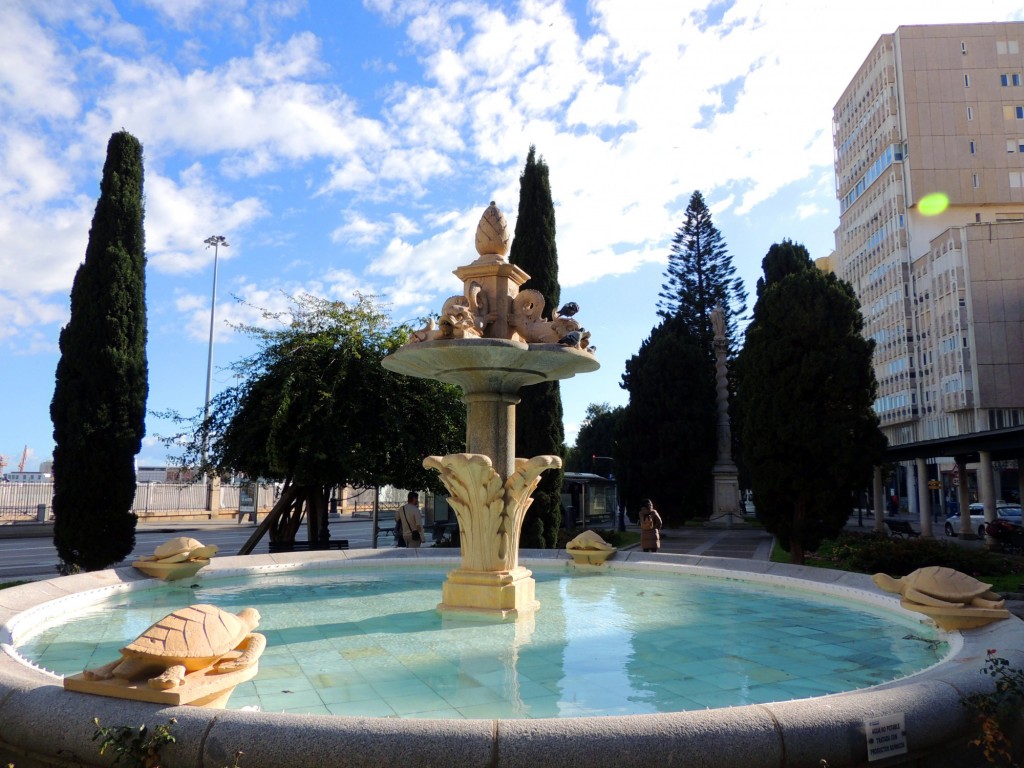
[944,503,1023,537]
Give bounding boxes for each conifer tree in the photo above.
[658,190,747,354]
[51,131,148,572]
[736,240,885,564]
[509,146,564,548]
[616,314,716,524]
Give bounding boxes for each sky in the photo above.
[2,0,1023,474]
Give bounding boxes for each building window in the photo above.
[962,41,968,55]
[1019,106,1024,119]
[1007,73,1024,87]
[968,106,974,121]
[1002,74,1010,86]
[1011,172,1023,188]
[973,174,979,188]
[1010,140,1018,153]
[964,74,971,87]
[976,212,982,222]
[970,140,976,154]
[1017,74,1023,86]
[1013,42,1021,55]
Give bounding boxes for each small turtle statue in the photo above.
[83,604,265,690]
[872,566,1011,630]
[136,536,219,564]
[872,566,1005,609]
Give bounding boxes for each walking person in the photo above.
[398,492,425,549]
[639,499,662,553]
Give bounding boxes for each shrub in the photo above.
[822,533,1024,578]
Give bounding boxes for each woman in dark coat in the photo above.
[639,499,662,552]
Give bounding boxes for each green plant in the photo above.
[92,717,176,768]
[773,531,1024,587]
[961,651,1024,766]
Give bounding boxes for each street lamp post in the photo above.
[202,235,229,467]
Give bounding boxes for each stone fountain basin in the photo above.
[2,548,1021,768]
[382,338,599,393]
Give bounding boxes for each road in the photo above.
[0,516,397,582]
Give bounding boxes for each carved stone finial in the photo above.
[475,201,510,259]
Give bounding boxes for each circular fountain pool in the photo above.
[2,549,1020,768]
[14,564,945,719]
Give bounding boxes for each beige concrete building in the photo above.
[832,22,1024,526]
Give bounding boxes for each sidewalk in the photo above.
[637,524,775,560]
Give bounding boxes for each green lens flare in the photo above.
[919,192,949,216]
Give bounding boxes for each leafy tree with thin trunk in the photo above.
[567,403,624,475]
[658,190,747,355]
[509,145,565,548]
[51,131,148,572]
[736,240,886,564]
[166,294,465,549]
[616,314,716,525]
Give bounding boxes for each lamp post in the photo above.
[202,235,229,467]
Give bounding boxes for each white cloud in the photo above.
[146,165,268,274]
[0,4,79,121]
[330,213,391,246]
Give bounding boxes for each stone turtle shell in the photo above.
[153,536,203,560]
[902,566,993,601]
[121,604,248,669]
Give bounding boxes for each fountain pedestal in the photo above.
[382,202,599,618]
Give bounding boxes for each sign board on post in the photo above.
[866,713,907,761]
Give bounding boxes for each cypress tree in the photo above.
[657,190,747,355]
[51,131,148,572]
[736,240,885,564]
[616,314,716,524]
[509,146,564,548]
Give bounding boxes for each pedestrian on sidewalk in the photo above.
[639,499,662,553]
[398,492,425,549]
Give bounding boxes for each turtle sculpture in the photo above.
[132,536,219,580]
[83,604,265,690]
[872,566,1010,630]
[566,529,617,565]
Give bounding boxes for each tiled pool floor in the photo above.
[16,567,946,719]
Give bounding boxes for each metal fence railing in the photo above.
[0,481,277,523]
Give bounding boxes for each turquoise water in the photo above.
[16,566,945,719]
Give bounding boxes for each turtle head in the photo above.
[238,607,261,630]
[872,573,903,594]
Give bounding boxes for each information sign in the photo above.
[866,713,907,761]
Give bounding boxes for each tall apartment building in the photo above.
[832,22,1024,473]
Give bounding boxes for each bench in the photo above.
[885,520,920,539]
[268,539,349,553]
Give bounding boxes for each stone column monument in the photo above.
[706,303,744,527]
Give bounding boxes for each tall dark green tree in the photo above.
[509,145,564,548]
[658,190,747,354]
[736,240,886,564]
[50,131,148,572]
[169,294,465,549]
[616,314,716,525]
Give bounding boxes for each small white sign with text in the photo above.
[866,713,907,761]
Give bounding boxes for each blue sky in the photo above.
[2,0,1023,472]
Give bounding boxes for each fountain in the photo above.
[382,201,598,617]
[2,203,1023,767]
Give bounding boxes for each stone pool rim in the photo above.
[2,548,1022,768]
